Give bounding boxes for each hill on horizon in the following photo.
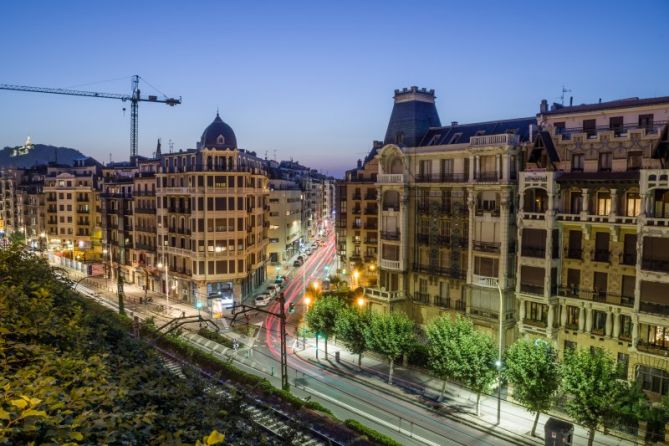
[0,143,95,168]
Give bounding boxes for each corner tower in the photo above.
[383,86,441,147]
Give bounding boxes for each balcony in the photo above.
[521,246,546,258]
[637,341,669,357]
[352,208,361,215]
[413,292,430,304]
[364,207,378,215]
[135,243,155,251]
[364,287,406,302]
[565,248,582,260]
[380,259,401,270]
[520,283,544,296]
[523,318,548,328]
[434,296,450,308]
[135,207,157,214]
[417,233,429,244]
[555,120,667,140]
[416,173,468,183]
[470,133,520,146]
[475,207,500,217]
[475,171,500,182]
[352,193,362,200]
[473,241,501,253]
[472,274,499,288]
[593,249,610,263]
[620,253,637,266]
[640,302,669,316]
[378,173,406,184]
[380,231,400,241]
[642,258,669,273]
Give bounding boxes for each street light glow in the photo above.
[356,296,365,307]
[304,295,311,306]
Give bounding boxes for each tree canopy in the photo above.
[0,246,274,445]
[504,338,560,436]
[305,294,346,355]
[364,311,416,384]
[334,307,370,366]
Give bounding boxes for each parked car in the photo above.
[293,259,303,267]
[297,255,304,262]
[254,293,272,307]
[266,284,280,297]
[274,275,285,285]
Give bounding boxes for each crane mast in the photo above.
[0,74,181,160]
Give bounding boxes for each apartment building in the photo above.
[518,96,669,396]
[267,179,303,275]
[43,159,102,260]
[132,158,160,292]
[155,113,269,306]
[336,147,380,286]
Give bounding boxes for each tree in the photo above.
[425,315,472,401]
[363,311,415,384]
[425,315,495,415]
[504,339,560,436]
[334,307,370,366]
[561,348,625,446]
[305,295,346,356]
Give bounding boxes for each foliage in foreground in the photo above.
[344,419,405,446]
[0,247,274,445]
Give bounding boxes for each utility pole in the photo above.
[279,292,289,391]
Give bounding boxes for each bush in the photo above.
[344,419,404,446]
[197,327,234,348]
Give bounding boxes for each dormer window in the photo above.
[428,134,441,145]
[217,135,225,145]
[395,132,404,145]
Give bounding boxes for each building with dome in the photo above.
[152,113,269,308]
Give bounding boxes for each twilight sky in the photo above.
[2,0,668,178]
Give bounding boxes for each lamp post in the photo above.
[102,248,109,289]
[353,270,360,288]
[303,295,311,348]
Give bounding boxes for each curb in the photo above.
[296,352,540,446]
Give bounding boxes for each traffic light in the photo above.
[288,302,295,313]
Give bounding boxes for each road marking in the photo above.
[302,386,441,446]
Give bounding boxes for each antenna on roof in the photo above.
[168,139,174,153]
[560,86,572,106]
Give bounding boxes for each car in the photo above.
[297,255,304,262]
[266,284,280,297]
[254,293,272,307]
[293,259,303,267]
[274,275,285,285]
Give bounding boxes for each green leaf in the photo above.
[0,408,11,420]
[23,409,47,418]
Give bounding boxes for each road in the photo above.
[254,232,516,446]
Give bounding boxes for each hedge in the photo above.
[344,419,405,446]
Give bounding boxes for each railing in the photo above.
[364,193,377,200]
[413,292,430,304]
[352,194,361,200]
[523,318,548,328]
[472,274,499,288]
[522,211,546,221]
[637,341,669,357]
[377,173,406,184]
[453,299,466,311]
[135,243,155,251]
[641,258,669,273]
[475,171,500,182]
[640,302,669,316]
[520,283,544,296]
[470,133,520,146]
[380,231,400,241]
[565,248,582,260]
[416,233,429,244]
[364,208,378,215]
[593,250,610,263]
[135,207,157,214]
[415,173,468,183]
[475,207,501,217]
[364,287,406,302]
[379,259,401,270]
[382,204,400,212]
[473,241,501,253]
[620,253,636,266]
[521,246,546,258]
[555,121,667,140]
[364,223,378,230]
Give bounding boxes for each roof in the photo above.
[556,170,640,183]
[384,94,441,147]
[528,131,559,164]
[419,117,535,146]
[541,96,669,116]
[200,112,237,150]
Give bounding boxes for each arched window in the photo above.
[217,134,225,145]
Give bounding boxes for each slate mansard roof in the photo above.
[419,117,536,147]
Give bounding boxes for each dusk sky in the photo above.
[3,0,668,178]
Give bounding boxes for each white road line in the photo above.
[302,386,441,446]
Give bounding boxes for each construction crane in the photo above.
[0,74,181,160]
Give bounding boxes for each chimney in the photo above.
[451,121,458,126]
[357,159,362,168]
[569,96,573,107]
[599,98,602,104]
[540,99,548,113]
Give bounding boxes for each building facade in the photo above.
[267,179,303,275]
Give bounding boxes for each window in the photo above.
[620,315,632,339]
[593,271,608,298]
[609,116,624,135]
[428,134,441,145]
[638,366,669,396]
[526,302,547,323]
[570,191,582,213]
[566,305,580,328]
[625,192,641,216]
[571,154,584,172]
[627,152,642,171]
[583,119,596,137]
[592,310,607,334]
[474,256,498,277]
[554,122,565,135]
[448,133,462,144]
[639,114,654,132]
[440,159,453,176]
[596,191,611,215]
[598,152,612,172]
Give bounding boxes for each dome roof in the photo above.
[200,112,237,150]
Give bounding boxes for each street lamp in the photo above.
[495,279,504,425]
[356,296,366,308]
[353,270,360,287]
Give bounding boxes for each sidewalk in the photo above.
[294,338,637,446]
